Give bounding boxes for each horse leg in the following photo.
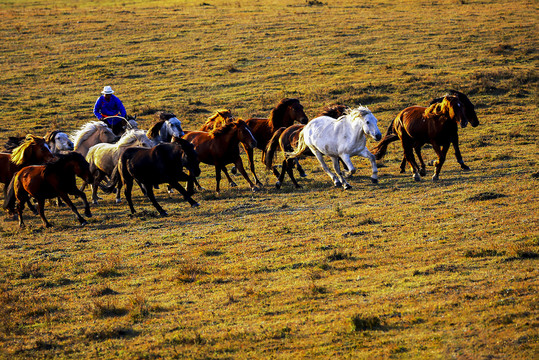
[233,158,259,192]
[285,158,302,189]
[91,171,105,204]
[16,194,28,228]
[57,192,87,226]
[452,133,470,170]
[358,148,379,184]
[313,150,341,187]
[35,198,53,228]
[431,143,449,181]
[415,145,427,177]
[244,145,262,187]
[214,166,222,194]
[340,154,357,179]
[170,181,199,208]
[115,179,123,204]
[401,138,421,181]
[143,186,168,217]
[221,166,238,188]
[124,177,136,214]
[71,188,92,218]
[400,154,407,173]
[331,156,351,189]
[295,158,307,178]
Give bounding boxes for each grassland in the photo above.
[0,0,537,359]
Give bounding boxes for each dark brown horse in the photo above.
[265,124,307,189]
[373,90,479,176]
[182,120,258,194]
[4,152,93,228]
[243,98,309,186]
[373,95,467,181]
[0,135,54,201]
[106,141,200,217]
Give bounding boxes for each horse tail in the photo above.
[285,130,307,159]
[3,175,18,213]
[102,163,120,194]
[371,117,400,161]
[265,127,286,170]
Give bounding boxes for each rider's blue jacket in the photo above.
[93,95,126,120]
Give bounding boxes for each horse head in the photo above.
[158,113,184,140]
[99,125,120,143]
[45,131,74,153]
[175,139,201,178]
[133,129,155,148]
[11,135,54,166]
[430,90,479,128]
[271,98,309,128]
[235,120,257,149]
[351,107,382,141]
[442,96,467,128]
[126,115,139,130]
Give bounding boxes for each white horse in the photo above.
[71,121,118,157]
[287,106,382,189]
[44,130,74,153]
[146,112,184,143]
[86,129,154,204]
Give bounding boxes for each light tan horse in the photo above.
[86,129,154,204]
[71,121,118,157]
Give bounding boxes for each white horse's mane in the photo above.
[116,129,148,147]
[339,106,371,121]
[71,121,111,149]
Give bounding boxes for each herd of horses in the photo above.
[0,91,479,228]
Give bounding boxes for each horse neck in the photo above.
[160,125,171,142]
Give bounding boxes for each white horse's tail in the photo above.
[285,130,307,159]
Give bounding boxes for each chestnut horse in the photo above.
[243,98,309,186]
[182,120,258,194]
[4,152,93,228]
[105,141,200,217]
[199,109,236,131]
[373,90,479,175]
[0,135,54,202]
[372,95,467,181]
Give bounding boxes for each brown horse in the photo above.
[182,120,258,194]
[373,90,479,175]
[0,135,54,202]
[243,98,309,186]
[4,152,93,228]
[265,124,307,189]
[373,95,467,181]
[199,109,236,131]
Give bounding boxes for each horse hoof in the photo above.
[251,186,260,192]
[115,199,122,204]
[420,169,427,177]
[413,175,421,182]
[230,182,238,188]
[432,175,439,181]
[191,203,200,208]
[160,211,169,217]
[400,169,406,174]
[275,182,281,189]
[85,211,92,218]
[343,183,352,190]
[462,165,471,171]
[334,181,342,188]
[371,178,378,184]
[80,221,88,226]
[256,181,263,187]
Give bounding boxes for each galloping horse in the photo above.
[4,130,73,154]
[86,129,154,204]
[287,107,382,189]
[182,120,258,194]
[372,95,467,181]
[146,112,184,143]
[265,123,308,189]
[373,90,479,175]
[4,152,93,228]
[199,109,236,131]
[105,142,200,217]
[71,121,118,157]
[243,98,309,186]
[0,135,54,202]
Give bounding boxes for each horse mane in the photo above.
[210,121,237,137]
[72,121,110,149]
[11,135,44,166]
[318,104,349,118]
[158,112,176,120]
[425,96,457,117]
[117,129,145,147]
[268,98,299,128]
[44,130,61,143]
[147,120,165,139]
[342,106,371,121]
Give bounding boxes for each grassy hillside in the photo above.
[0,0,537,359]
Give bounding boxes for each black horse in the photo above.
[106,140,200,217]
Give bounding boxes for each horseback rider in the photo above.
[93,86,127,131]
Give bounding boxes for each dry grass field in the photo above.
[0,0,537,359]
